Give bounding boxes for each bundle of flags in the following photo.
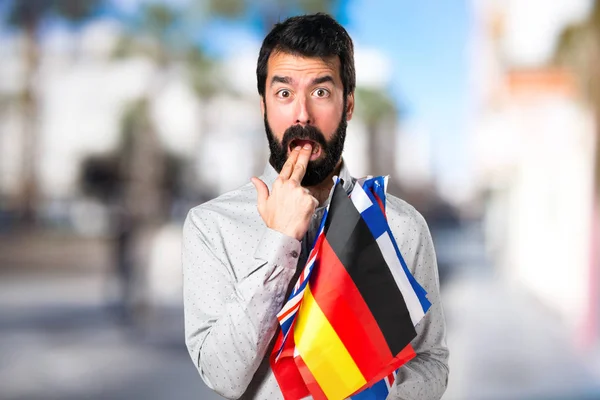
[270,176,432,400]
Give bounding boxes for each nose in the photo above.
[295,95,312,126]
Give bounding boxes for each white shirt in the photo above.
[182,161,449,399]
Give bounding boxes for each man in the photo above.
[183,13,449,400]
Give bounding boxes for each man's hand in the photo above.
[251,143,319,241]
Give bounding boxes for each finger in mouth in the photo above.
[289,139,319,153]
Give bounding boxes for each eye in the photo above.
[277,89,292,99]
[313,88,330,98]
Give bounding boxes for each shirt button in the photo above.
[290,250,299,258]
[312,213,318,219]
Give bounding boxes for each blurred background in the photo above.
[1,0,600,399]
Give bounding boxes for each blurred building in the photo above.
[470,0,598,347]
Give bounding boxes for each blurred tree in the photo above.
[251,0,337,30]
[5,0,103,226]
[204,0,337,34]
[103,3,182,322]
[354,87,399,176]
[112,3,180,224]
[105,2,234,321]
[554,0,600,192]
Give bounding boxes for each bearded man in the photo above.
[182,13,449,400]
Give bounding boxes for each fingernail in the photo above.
[303,143,311,149]
[294,146,301,151]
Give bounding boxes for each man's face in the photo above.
[261,51,354,186]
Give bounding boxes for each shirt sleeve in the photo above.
[182,207,300,399]
[387,202,450,400]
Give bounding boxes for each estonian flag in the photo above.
[271,176,431,400]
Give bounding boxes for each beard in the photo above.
[264,108,347,187]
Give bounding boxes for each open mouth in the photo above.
[289,139,322,160]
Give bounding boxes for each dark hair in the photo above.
[256,13,355,98]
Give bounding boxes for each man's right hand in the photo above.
[251,143,319,241]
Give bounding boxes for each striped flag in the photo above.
[271,176,431,400]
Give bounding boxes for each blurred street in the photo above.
[2,222,600,400]
[0,232,221,400]
[439,221,600,400]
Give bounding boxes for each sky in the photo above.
[344,0,472,190]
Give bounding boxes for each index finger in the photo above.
[279,145,302,180]
[290,143,312,183]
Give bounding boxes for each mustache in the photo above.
[281,124,327,149]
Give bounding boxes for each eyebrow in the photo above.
[270,75,335,87]
[271,76,292,86]
[312,76,334,85]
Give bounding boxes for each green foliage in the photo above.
[207,0,246,18]
[112,3,182,65]
[186,46,219,98]
[6,0,102,29]
[296,0,336,15]
[354,87,398,125]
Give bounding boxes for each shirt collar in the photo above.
[261,159,355,200]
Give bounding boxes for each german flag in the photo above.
[271,177,431,400]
